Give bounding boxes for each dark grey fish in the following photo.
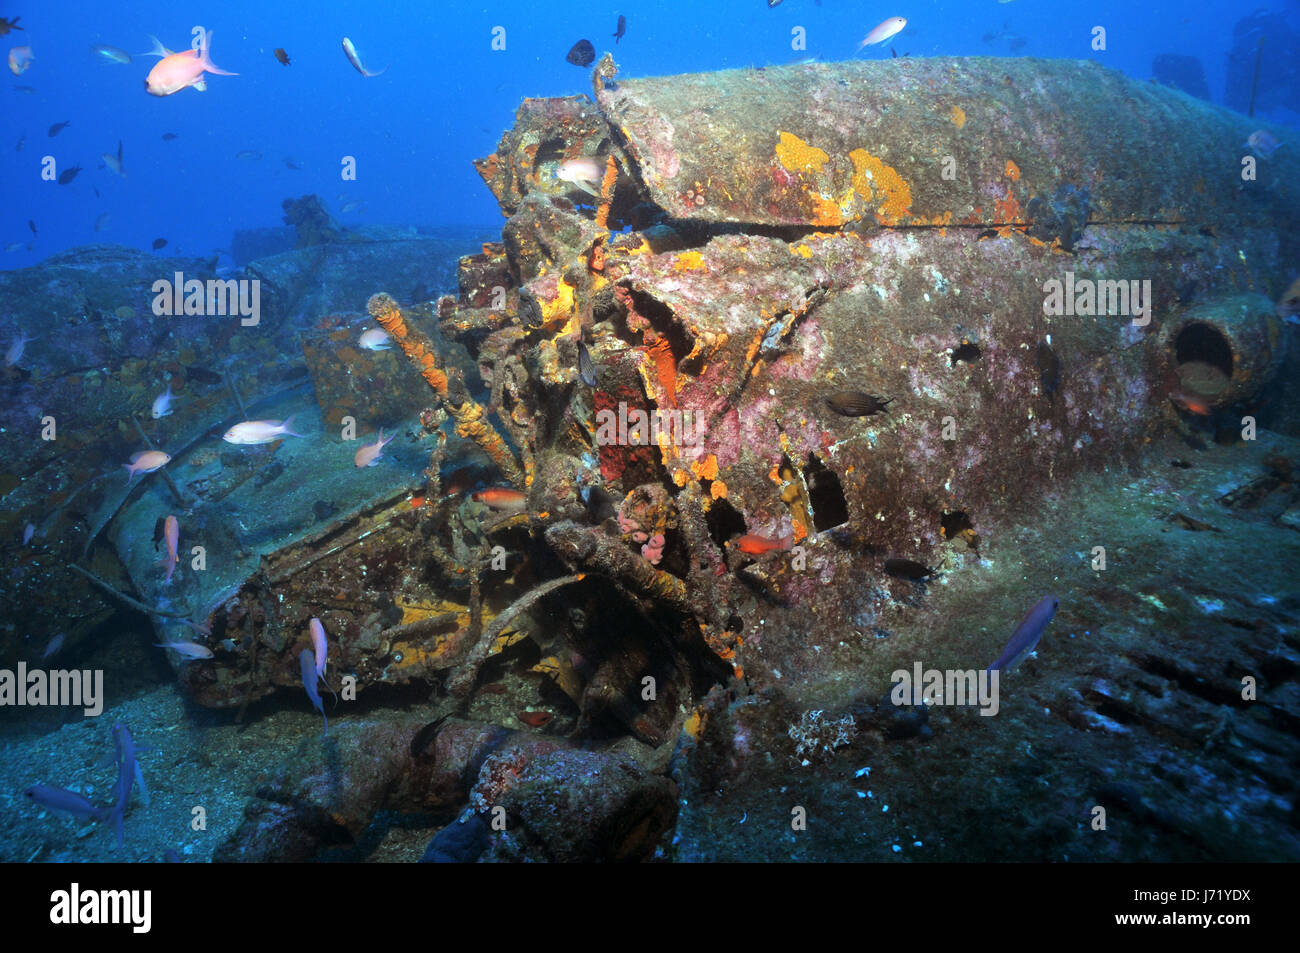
[151,238,167,250]
[161,132,178,141]
[883,558,935,580]
[48,120,71,137]
[185,364,222,385]
[613,15,626,43]
[987,596,1060,673]
[56,165,82,185]
[300,648,328,734]
[582,483,616,522]
[1037,341,1061,402]
[566,39,595,67]
[825,390,893,417]
[578,340,598,386]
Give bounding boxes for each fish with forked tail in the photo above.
[145,31,237,96]
[987,596,1059,674]
[300,649,328,734]
[223,416,302,444]
[342,36,386,77]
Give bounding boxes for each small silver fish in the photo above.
[5,331,34,367]
[154,640,213,660]
[41,632,65,661]
[151,382,175,418]
[1245,130,1283,159]
[342,36,386,77]
[100,140,125,178]
[91,44,132,64]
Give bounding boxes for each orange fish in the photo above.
[353,428,395,468]
[123,450,171,483]
[1170,391,1211,416]
[518,710,553,727]
[144,31,236,96]
[471,487,527,512]
[732,531,794,555]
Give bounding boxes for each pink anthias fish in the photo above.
[8,45,33,76]
[354,428,395,467]
[1245,130,1284,159]
[857,16,907,50]
[153,640,213,660]
[556,157,604,196]
[309,617,328,678]
[5,331,34,367]
[223,415,302,445]
[160,515,179,584]
[144,31,236,97]
[123,450,171,483]
[358,328,391,350]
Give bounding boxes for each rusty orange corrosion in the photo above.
[644,331,677,408]
[368,292,523,488]
[595,155,619,231]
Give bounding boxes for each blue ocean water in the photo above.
[2,0,1295,263]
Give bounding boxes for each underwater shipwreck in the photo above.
[4,56,1300,862]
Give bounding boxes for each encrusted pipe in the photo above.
[1161,293,1286,410]
[368,293,523,487]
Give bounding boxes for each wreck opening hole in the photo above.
[706,498,748,551]
[940,510,974,541]
[804,453,850,531]
[616,287,696,369]
[950,340,982,366]
[1173,322,1233,397]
